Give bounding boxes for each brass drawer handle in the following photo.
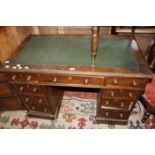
[105,112,109,117]
[19,86,24,91]
[105,100,109,105]
[27,75,31,81]
[44,108,47,112]
[121,102,124,107]
[84,78,89,85]
[12,75,16,80]
[38,99,42,104]
[132,80,137,86]
[25,97,29,102]
[53,77,57,82]
[32,106,35,110]
[33,88,37,92]
[120,113,123,118]
[111,91,115,97]
[129,92,133,97]
[113,79,118,84]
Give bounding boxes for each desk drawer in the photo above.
[7,73,39,83]
[106,77,148,88]
[40,74,103,87]
[99,99,134,111]
[25,102,51,114]
[0,97,23,110]
[13,84,45,95]
[20,95,51,113]
[20,95,48,106]
[0,82,14,97]
[101,89,139,99]
[97,109,129,120]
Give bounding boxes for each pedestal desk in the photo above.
[0,27,152,125]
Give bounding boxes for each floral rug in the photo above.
[0,91,155,129]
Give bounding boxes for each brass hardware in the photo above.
[105,100,109,105]
[121,102,124,107]
[132,80,137,86]
[129,92,133,97]
[19,86,24,91]
[12,75,16,80]
[38,99,42,104]
[113,79,118,84]
[53,77,57,82]
[27,75,31,81]
[120,113,123,118]
[105,112,109,117]
[84,78,88,85]
[25,97,29,102]
[32,106,35,110]
[33,88,37,92]
[111,91,115,96]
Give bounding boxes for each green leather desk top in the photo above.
[12,36,138,68]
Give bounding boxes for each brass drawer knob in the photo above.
[111,91,115,97]
[26,85,30,88]
[84,78,89,85]
[113,79,118,84]
[27,75,31,81]
[38,99,42,104]
[105,112,109,117]
[53,77,57,82]
[25,97,29,102]
[120,113,123,118]
[129,92,133,97]
[132,80,137,86]
[32,106,35,110]
[33,88,37,92]
[105,100,109,105]
[121,102,124,107]
[19,86,24,91]
[44,108,47,112]
[12,75,16,80]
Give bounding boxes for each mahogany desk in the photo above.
[0,29,152,125]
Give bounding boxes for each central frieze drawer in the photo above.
[13,84,45,95]
[40,74,103,86]
[99,99,134,111]
[101,89,139,99]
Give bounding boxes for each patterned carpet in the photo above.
[0,91,155,129]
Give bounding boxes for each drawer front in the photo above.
[40,74,103,87]
[0,82,14,97]
[99,99,134,111]
[20,95,48,106]
[0,97,24,110]
[13,84,45,95]
[7,73,39,83]
[101,89,139,99]
[20,95,51,114]
[97,109,129,120]
[0,73,6,81]
[106,77,148,88]
[25,102,51,113]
